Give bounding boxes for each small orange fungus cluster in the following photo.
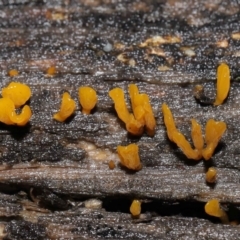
[214,63,230,106]
[162,103,226,160]
[130,200,141,217]
[2,82,31,108]
[79,86,98,115]
[54,86,98,122]
[108,160,115,170]
[0,82,32,126]
[206,167,217,183]
[117,143,142,171]
[109,84,156,136]
[53,92,76,122]
[46,66,57,76]
[8,69,19,77]
[205,199,229,223]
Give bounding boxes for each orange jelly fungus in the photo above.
[108,160,115,170]
[130,200,141,217]
[109,88,130,123]
[46,66,57,76]
[162,103,226,160]
[161,103,177,141]
[206,167,217,183]
[172,131,202,160]
[117,143,142,171]
[2,82,31,108]
[8,69,19,77]
[0,98,32,126]
[205,199,229,223]
[129,84,156,136]
[109,88,143,136]
[202,119,227,160]
[126,114,144,136]
[53,92,76,122]
[191,119,204,151]
[214,63,230,106]
[109,85,156,136]
[162,103,201,160]
[79,86,97,115]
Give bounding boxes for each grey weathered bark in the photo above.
[0,0,240,239]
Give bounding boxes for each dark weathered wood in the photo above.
[0,0,240,239]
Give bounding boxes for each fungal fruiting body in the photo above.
[109,84,156,136]
[128,84,146,125]
[46,66,57,76]
[79,86,97,114]
[202,119,227,160]
[129,84,156,136]
[162,103,201,160]
[162,103,226,160]
[10,105,32,126]
[214,63,230,106]
[191,119,204,151]
[130,200,141,217]
[108,160,115,170]
[0,98,32,126]
[161,103,178,141]
[109,87,143,135]
[109,88,130,123]
[0,98,16,125]
[205,199,229,223]
[206,167,217,183]
[117,143,142,171]
[53,92,76,122]
[126,114,144,136]
[8,69,19,77]
[172,131,202,160]
[2,82,31,108]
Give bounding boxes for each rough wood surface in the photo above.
[0,0,240,239]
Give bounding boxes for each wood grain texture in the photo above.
[0,0,240,239]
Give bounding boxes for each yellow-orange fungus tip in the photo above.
[10,105,32,126]
[202,119,227,160]
[128,84,156,136]
[205,199,229,223]
[130,200,141,217]
[79,86,97,115]
[126,114,144,136]
[53,92,76,122]
[206,167,217,183]
[172,131,202,160]
[46,66,57,76]
[0,98,31,126]
[8,69,19,77]
[2,82,31,108]
[108,160,115,170]
[109,85,155,136]
[117,143,142,171]
[205,199,222,217]
[0,98,15,125]
[191,119,204,151]
[161,103,177,141]
[109,88,130,123]
[214,63,230,106]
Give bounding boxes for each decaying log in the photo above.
[0,0,240,239]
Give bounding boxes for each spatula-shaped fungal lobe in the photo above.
[2,82,31,108]
[117,143,142,171]
[79,86,98,114]
[214,63,230,106]
[53,92,76,122]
